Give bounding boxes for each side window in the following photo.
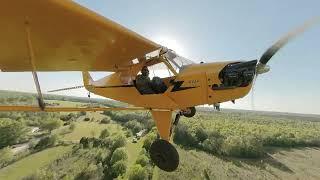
[148,62,174,79]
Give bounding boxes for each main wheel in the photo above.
[181,107,196,118]
[150,139,179,172]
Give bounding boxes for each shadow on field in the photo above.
[218,153,294,174]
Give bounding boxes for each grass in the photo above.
[156,146,320,180]
[0,146,72,180]
[62,120,122,141]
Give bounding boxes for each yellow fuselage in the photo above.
[84,61,253,110]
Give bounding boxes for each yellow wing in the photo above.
[0,0,160,72]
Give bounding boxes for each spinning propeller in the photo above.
[256,17,320,75]
[251,17,320,110]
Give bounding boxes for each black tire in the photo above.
[150,139,179,172]
[182,107,196,118]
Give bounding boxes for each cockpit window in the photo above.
[164,50,195,72]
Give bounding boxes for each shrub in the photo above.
[222,136,264,158]
[142,132,157,151]
[40,119,62,133]
[79,111,87,116]
[0,147,13,167]
[111,134,126,150]
[125,120,143,134]
[34,135,58,150]
[110,147,128,165]
[173,123,197,147]
[195,127,208,142]
[84,117,90,121]
[0,119,28,148]
[99,129,110,139]
[75,163,104,180]
[111,160,127,178]
[200,130,224,154]
[69,122,76,131]
[135,154,149,167]
[100,117,111,124]
[128,164,148,180]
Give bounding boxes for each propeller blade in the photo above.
[259,17,320,65]
[47,86,84,93]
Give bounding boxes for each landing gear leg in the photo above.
[150,110,180,172]
[150,139,179,172]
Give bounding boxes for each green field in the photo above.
[0,146,72,180]
[62,120,122,141]
[157,146,320,180]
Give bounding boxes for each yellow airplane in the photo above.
[0,1,319,172]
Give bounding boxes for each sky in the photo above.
[0,0,319,114]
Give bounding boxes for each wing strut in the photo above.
[25,19,45,110]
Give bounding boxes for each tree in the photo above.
[40,119,62,133]
[110,147,128,165]
[34,135,58,150]
[111,134,126,150]
[142,132,157,151]
[0,119,28,148]
[128,164,147,180]
[100,117,111,124]
[111,160,127,178]
[99,129,110,139]
[135,154,149,167]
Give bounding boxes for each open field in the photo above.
[0,146,72,180]
[157,146,320,180]
[61,120,122,141]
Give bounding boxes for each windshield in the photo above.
[144,48,195,77]
[164,49,195,72]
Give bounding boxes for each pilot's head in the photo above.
[141,66,149,76]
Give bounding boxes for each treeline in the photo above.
[0,90,126,107]
[102,111,155,135]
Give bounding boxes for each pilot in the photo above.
[136,66,155,94]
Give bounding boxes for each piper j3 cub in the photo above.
[0,1,319,172]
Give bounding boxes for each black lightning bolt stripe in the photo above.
[171,80,198,92]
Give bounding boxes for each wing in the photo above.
[0,0,160,72]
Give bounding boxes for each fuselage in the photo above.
[83,60,257,110]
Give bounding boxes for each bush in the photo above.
[221,136,264,158]
[99,129,110,139]
[128,164,148,180]
[110,147,128,165]
[200,130,224,154]
[111,160,127,178]
[0,119,28,148]
[35,135,58,150]
[135,154,149,167]
[79,111,87,116]
[84,117,90,121]
[40,119,62,133]
[69,122,76,131]
[173,123,197,147]
[100,117,111,124]
[75,163,104,180]
[195,127,208,142]
[111,134,126,150]
[142,132,157,151]
[0,147,13,167]
[125,120,143,134]
[60,113,76,122]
